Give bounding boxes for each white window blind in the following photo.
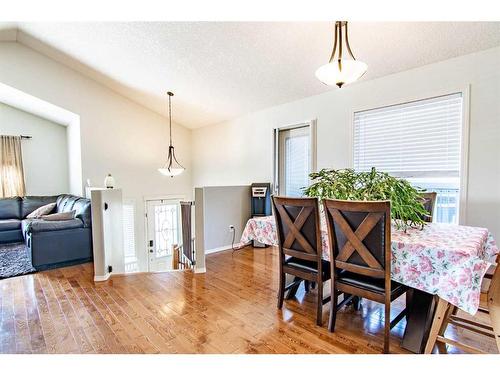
[353,93,463,178]
[122,201,138,272]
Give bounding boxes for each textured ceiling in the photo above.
[1,22,500,128]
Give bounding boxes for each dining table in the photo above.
[238,215,499,353]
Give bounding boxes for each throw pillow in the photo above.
[26,202,56,219]
[41,210,76,221]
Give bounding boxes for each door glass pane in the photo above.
[278,126,310,197]
[154,203,179,258]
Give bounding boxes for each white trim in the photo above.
[143,194,185,202]
[458,85,471,225]
[94,273,111,282]
[194,267,206,274]
[272,127,279,194]
[310,119,318,173]
[205,244,233,255]
[349,86,470,224]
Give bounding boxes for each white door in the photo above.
[146,199,181,272]
[276,125,312,196]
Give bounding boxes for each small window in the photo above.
[122,200,138,272]
[353,93,463,223]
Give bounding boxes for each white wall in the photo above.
[0,42,193,272]
[196,185,251,252]
[0,102,69,195]
[192,46,500,239]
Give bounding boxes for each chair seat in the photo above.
[285,256,330,279]
[336,270,407,299]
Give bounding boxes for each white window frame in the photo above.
[349,86,470,224]
[272,119,317,195]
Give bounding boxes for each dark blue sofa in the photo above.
[0,195,92,270]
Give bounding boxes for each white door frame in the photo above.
[144,195,184,272]
[272,119,317,195]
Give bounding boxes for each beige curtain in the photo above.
[0,135,26,197]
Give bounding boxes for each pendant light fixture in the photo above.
[315,21,367,88]
[158,91,185,177]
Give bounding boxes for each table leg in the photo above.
[401,288,436,353]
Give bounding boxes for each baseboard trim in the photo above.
[194,267,206,273]
[205,244,233,255]
[94,273,111,282]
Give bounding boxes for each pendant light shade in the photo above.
[158,91,185,177]
[315,21,367,88]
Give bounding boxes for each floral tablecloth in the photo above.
[238,216,498,315]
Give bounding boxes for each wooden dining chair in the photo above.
[323,199,409,353]
[424,254,500,354]
[272,196,331,326]
[421,192,437,223]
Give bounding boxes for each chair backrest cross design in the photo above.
[272,196,321,263]
[323,199,391,279]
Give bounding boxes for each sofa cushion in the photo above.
[56,195,91,228]
[22,196,58,218]
[0,197,22,220]
[26,202,56,219]
[0,219,22,231]
[56,194,78,213]
[22,218,84,234]
[42,211,75,221]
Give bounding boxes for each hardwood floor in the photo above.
[0,246,497,354]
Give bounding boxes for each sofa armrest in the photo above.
[22,218,84,234]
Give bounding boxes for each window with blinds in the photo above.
[353,93,463,223]
[122,201,138,272]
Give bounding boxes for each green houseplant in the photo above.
[303,168,428,231]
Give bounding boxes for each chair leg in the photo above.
[277,271,285,309]
[384,301,390,353]
[328,289,338,332]
[436,302,454,353]
[424,298,450,354]
[316,279,323,326]
[286,276,301,300]
[353,296,361,311]
[488,302,500,352]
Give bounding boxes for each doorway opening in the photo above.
[273,120,317,196]
[145,198,181,272]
